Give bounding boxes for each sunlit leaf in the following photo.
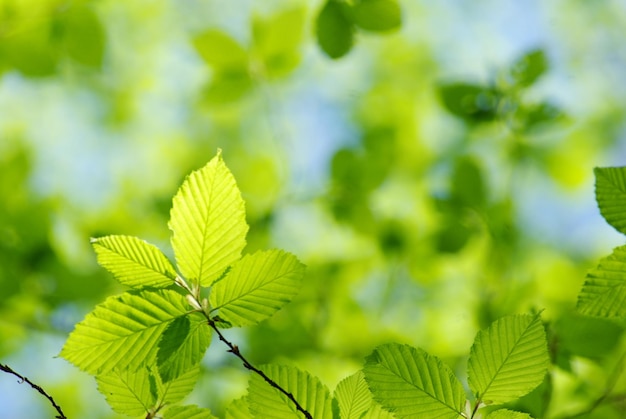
[209,249,305,327]
[351,0,402,32]
[91,235,177,289]
[96,367,156,416]
[467,314,549,405]
[247,364,334,418]
[363,343,466,418]
[60,289,189,375]
[577,245,626,318]
[169,151,249,287]
[510,49,547,87]
[594,166,626,235]
[362,402,395,419]
[158,365,201,405]
[316,0,354,59]
[164,404,218,419]
[486,409,533,419]
[334,371,371,419]
[225,396,251,419]
[193,30,249,70]
[55,4,106,68]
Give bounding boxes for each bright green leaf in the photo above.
[334,371,371,419]
[158,365,201,405]
[60,289,189,375]
[164,404,218,419]
[91,235,177,289]
[486,409,533,419]
[351,0,402,32]
[594,167,626,235]
[252,8,305,59]
[225,396,251,419]
[192,30,249,70]
[316,0,355,59]
[577,245,626,318]
[247,364,334,418]
[96,367,156,416]
[157,313,211,382]
[169,151,249,287]
[363,343,466,418]
[362,402,395,419]
[468,314,549,405]
[55,4,106,68]
[510,49,547,87]
[209,249,305,327]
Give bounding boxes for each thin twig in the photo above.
[0,363,67,419]
[206,319,313,419]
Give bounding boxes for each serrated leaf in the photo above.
[334,371,371,419]
[316,0,354,59]
[468,314,549,405]
[96,367,156,416]
[209,249,305,327]
[362,402,395,419]
[577,245,626,318]
[486,409,533,419]
[158,365,202,405]
[594,167,626,235]
[169,151,249,287]
[91,235,177,289]
[60,289,189,375]
[351,0,402,32]
[363,343,466,418]
[248,364,334,418]
[157,312,211,382]
[225,396,251,419]
[164,404,218,419]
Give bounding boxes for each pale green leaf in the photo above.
[193,30,249,70]
[248,364,334,418]
[96,367,156,416]
[316,0,354,59]
[60,289,189,375]
[169,151,249,287]
[334,371,371,419]
[164,404,218,419]
[351,0,402,32]
[252,8,305,58]
[363,343,465,418]
[468,314,549,405]
[595,167,626,235]
[577,245,626,318]
[157,365,201,405]
[362,402,395,419]
[91,235,177,289]
[157,313,211,382]
[209,249,305,327]
[225,396,252,419]
[486,409,533,419]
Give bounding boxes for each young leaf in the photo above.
[351,0,402,32]
[594,167,626,235]
[96,367,157,416]
[163,404,218,419]
[362,402,395,418]
[577,245,626,318]
[158,365,201,405]
[209,249,305,327]
[60,289,189,375]
[363,343,466,418]
[247,364,334,418]
[192,30,249,70]
[157,313,211,382]
[91,235,177,289]
[486,409,533,419]
[169,151,249,287]
[316,0,354,59]
[334,371,372,419]
[467,314,549,405]
[225,396,252,419]
[509,49,547,88]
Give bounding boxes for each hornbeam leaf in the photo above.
[594,166,626,235]
[157,313,211,382]
[486,409,533,419]
[225,396,251,419]
[247,364,334,418]
[334,371,372,419]
[169,151,249,287]
[467,314,549,405]
[209,249,305,327]
[91,235,177,289]
[60,289,189,375]
[157,365,201,405]
[362,402,395,419]
[577,245,626,318]
[363,343,466,418]
[96,367,156,416]
[164,404,218,419]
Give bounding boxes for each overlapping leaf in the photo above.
[164,404,218,419]
[169,151,248,287]
[334,371,372,419]
[157,365,202,405]
[225,396,252,419]
[363,343,466,418]
[91,235,177,289]
[594,166,626,235]
[96,367,157,416]
[60,289,189,375]
[577,245,626,318]
[487,409,533,419]
[468,314,549,405]
[247,364,334,418]
[209,249,305,327]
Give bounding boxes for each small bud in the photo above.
[185,294,202,311]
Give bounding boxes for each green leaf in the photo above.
[91,235,177,289]
[362,402,395,419]
[247,364,334,418]
[439,83,500,123]
[594,167,626,235]
[577,245,626,318]
[60,289,189,375]
[467,314,549,405]
[209,249,305,327]
[157,313,211,382]
[158,365,201,405]
[54,4,106,68]
[192,30,249,70]
[554,313,623,358]
[316,0,355,59]
[486,409,533,419]
[334,371,371,419]
[451,156,486,209]
[225,396,251,419]
[363,343,466,418]
[96,367,156,416]
[510,49,547,87]
[169,151,249,287]
[351,0,402,32]
[164,404,218,419]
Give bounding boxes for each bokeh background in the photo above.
[1,0,626,417]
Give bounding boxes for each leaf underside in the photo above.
[334,371,372,419]
[96,367,156,416]
[594,166,626,235]
[577,245,626,318]
[158,365,202,405]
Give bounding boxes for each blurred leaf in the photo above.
[577,245,626,318]
[554,313,623,359]
[451,156,486,209]
[510,49,548,87]
[163,404,218,419]
[193,30,248,69]
[439,83,500,123]
[351,0,402,32]
[435,216,473,253]
[54,5,106,68]
[486,410,533,419]
[521,102,563,130]
[0,22,58,76]
[96,367,156,416]
[204,69,254,103]
[316,0,354,59]
[594,166,626,235]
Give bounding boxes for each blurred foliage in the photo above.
[1,0,626,418]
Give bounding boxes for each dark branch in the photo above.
[206,319,313,419]
[0,363,67,419]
